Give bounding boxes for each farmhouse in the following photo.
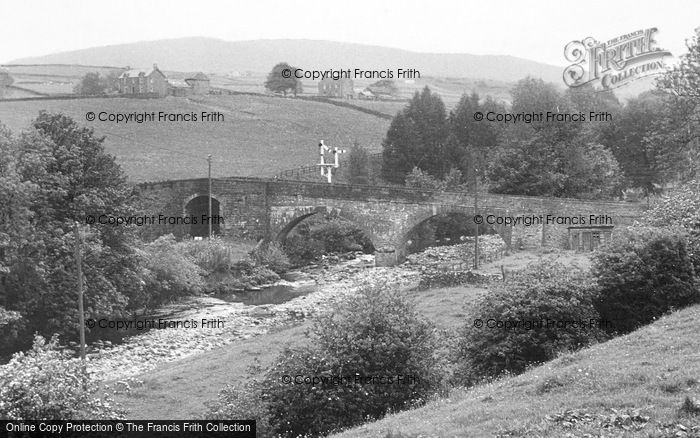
[118,64,168,97]
[318,78,354,99]
[184,72,210,94]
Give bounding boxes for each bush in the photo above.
[455,261,605,384]
[250,241,290,274]
[309,219,374,254]
[643,180,700,273]
[182,237,237,274]
[0,308,31,357]
[204,379,271,435]
[139,235,204,306]
[0,334,125,419]
[207,283,443,437]
[282,234,325,267]
[260,283,444,437]
[592,226,700,334]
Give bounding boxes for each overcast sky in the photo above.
[1,0,698,66]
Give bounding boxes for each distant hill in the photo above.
[9,37,565,84]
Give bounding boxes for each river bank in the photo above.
[87,255,420,382]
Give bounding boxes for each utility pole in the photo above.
[474,167,479,270]
[74,222,86,366]
[207,154,212,239]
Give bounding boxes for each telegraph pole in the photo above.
[207,154,212,239]
[474,167,479,270]
[74,223,86,364]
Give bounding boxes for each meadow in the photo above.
[0,94,390,182]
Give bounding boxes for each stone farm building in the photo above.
[318,78,354,99]
[118,65,210,97]
[118,64,168,97]
[185,72,210,94]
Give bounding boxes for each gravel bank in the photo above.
[87,259,420,381]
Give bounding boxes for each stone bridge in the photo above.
[135,176,645,266]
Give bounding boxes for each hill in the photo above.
[0,94,389,182]
[8,37,564,84]
[331,305,700,437]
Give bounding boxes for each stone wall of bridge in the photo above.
[135,177,645,266]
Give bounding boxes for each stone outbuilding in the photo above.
[184,72,210,95]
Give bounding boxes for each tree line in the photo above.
[380,28,700,198]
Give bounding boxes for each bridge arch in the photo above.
[395,204,513,259]
[183,193,224,237]
[270,205,378,253]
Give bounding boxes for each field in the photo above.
[1,64,125,96]
[0,94,390,182]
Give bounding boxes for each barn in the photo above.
[184,72,210,95]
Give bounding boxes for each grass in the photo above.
[113,321,312,419]
[0,94,390,182]
[330,304,700,437]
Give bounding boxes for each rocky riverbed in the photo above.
[87,256,421,382]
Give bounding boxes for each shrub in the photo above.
[0,308,31,357]
[250,241,290,274]
[139,235,204,306]
[592,226,700,334]
[282,234,325,267]
[643,180,700,273]
[260,283,444,437]
[182,237,237,274]
[0,334,125,419]
[309,219,373,254]
[204,379,271,435]
[455,261,605,384]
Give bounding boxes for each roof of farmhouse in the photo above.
[119,64,163,78]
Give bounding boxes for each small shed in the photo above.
[568,226,613,251]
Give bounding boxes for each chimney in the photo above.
[153,63,158,70]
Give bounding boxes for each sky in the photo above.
[1,0,698,66]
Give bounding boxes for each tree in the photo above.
[0,71,13,98]
[652,27,700,182]
[448,92,504,182]
[381,87,449,183]
[347,141,370,185]
[487,133,622,199]
[264,62,301,97]
[1,112,142,337]
[73,72,116,96]
[598,91,666,193]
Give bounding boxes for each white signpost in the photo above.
[317,140,346,183]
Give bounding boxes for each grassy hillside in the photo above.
[332,305,700,438]
[0,94,389,181]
